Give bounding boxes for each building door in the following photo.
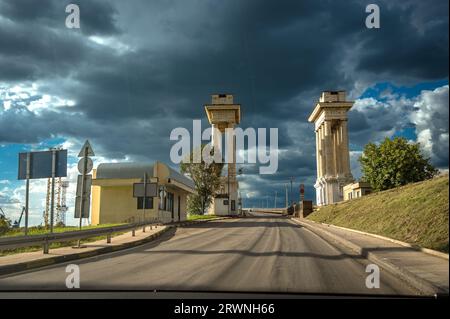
[177,196,181,221]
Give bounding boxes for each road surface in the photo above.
[0,214,416,295]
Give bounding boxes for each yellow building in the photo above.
[91,161,195,225]
[343,182,372,201]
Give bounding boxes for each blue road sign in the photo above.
[18,150,67,180]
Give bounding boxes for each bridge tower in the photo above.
[204,94,241,216]
[308,91,354,206]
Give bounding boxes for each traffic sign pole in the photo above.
[300,184,305,202]
[50,149,56,233]
[77,146,88,247]
[143,172,147,232]
[24,152,30,236]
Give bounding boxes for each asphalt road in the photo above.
[0,215,416,295]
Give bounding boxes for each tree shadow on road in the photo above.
[138,247,363,261]
[181,219,298,229]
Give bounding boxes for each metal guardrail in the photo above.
[0,219,162,254]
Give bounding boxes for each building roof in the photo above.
[96,162,155,179]
[167,165,195,189]
[95,162,195,190]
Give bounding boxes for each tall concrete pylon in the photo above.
[204,94,241,215]
[308,91,354,206]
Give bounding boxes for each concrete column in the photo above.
[324,120,333,177]
[315,129,321,178]
[226,123,237,213]
[320,125,326,177]
[332,126,337,177]
[336,122,342,175]
[226,123,236,179]
[341,120,351,176]
[211,124,222,157]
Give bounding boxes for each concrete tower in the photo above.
[308,91,354,206]
[205,94,241,216]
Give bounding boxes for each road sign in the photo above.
[76,175,92,196]
[77,157,93,174]
[133,183,158,197]
[18,150,67,180]
[77,140,95,157]
[300,184,305,202]
[74,194,91,218]
[75,175,92,218]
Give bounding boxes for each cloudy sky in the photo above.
[0,0,448,226]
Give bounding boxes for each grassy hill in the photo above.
[307,175,449,253]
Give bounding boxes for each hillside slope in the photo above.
[307,175,449,252]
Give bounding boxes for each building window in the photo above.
[231,200,235,211]
[137,197,153,209]
[223,199,229,205]
[167,192,174,212]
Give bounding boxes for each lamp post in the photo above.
[285,184,288,208]
[237,168,243,215]
[227,168,230,216]
[274,191,277,208]
[289,176,295,206]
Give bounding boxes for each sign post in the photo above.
[300,184,305,202]
[133,179,158,231]
[18,149,67,235]
[76,140,94,248]
[24,153,30,236]
[143,172,147,232]
[50,149,56,233]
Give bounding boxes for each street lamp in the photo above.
[289,176,295,206]
[237,168,243,215]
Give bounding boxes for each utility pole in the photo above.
[274,191,277,208]
[285,184,288,208]
[143,172,147,232]
[227,163,230,216]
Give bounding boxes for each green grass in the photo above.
[307,175,449,253]
[0,223,126,256]
[1,223,124,238]
[187,214,220,221]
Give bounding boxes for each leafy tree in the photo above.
[0,216,11,235]
[180,144,224,215]
[359,137,438,191]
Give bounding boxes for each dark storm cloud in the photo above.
[356,0,449,80]
[0,0,448,204]
[0,0,119,35]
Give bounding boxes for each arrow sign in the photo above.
[78,140,95,157]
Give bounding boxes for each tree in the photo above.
[358,137,438,191]
[180,145,224,215]
[0,216,11,235]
